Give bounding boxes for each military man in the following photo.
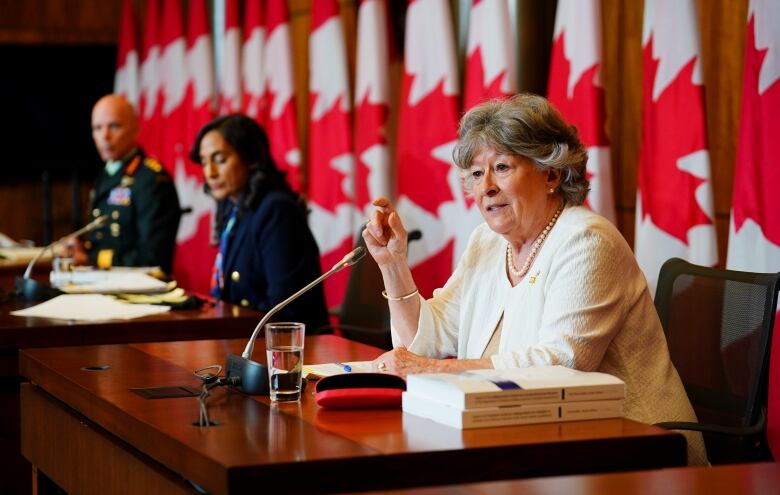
[68,94,181,274]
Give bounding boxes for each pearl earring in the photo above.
[548,188,554,194]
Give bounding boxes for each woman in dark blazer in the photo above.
[190,114,329,331]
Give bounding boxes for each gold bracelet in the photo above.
[381,288,419,301]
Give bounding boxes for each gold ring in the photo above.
[378,362,387,371]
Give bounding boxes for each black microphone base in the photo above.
[226,353,269,395]
[14,276,63,302]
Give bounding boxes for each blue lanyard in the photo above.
[211,205,238,298]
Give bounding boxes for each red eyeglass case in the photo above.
[315,373,406,409]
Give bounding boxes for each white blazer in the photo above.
[394,206,707,464]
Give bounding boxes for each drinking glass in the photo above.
[265,322,305,402]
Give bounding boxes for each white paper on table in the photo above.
[54,271,170,294]
[10,294,171,321]
[302,361,375,379]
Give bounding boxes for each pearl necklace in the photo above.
[506,204,564,279]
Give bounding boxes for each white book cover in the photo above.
[402,392,623,429]
[405,365,625,409]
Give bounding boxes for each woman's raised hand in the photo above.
[362,196,408,267]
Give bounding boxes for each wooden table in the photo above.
[1,300,261,495]
[354,462,780,495]
[20,336,687,494]
[0,299,258,355]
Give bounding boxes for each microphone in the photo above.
[15,215,109,301]
[226,245,366,395]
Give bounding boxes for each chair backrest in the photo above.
[338,230,422,350]
[654,258,780,434]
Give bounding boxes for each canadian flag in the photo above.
[114,0,139,108]
[263,0,301,191]
[138,0,162,152]
[157,0,187,178]
[727,0,780,456]
[354,0,392,218]
[173,0,218,295]
[308,0,356,308]
[219,0,242,114]
[242,0,265,121]
[547,0,615,224]
[463,0,516,109]
[396,0,462,298]
[183,0,215,151]
[459,0,516,269]
[635,0,717,293]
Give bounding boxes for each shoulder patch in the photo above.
[143,158,163,173]
[124,155,142,176]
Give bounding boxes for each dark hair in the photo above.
[189,114,301,241]
[453,93,590,205]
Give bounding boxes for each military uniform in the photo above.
[83,148,181,274]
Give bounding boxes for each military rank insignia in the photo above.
[108,186,132,206]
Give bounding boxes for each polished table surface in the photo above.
[21,336,687,494]
[1,300,260,495]
[0,299,259,350]
[355,462,780,494]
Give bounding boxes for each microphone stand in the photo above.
[226,246,366,395]
[14,215,109,301]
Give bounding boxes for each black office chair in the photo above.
[653,257,780,464]
[317,230,422,350]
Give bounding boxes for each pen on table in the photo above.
[335,362,352,372]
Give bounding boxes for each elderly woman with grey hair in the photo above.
[364,93,706,465]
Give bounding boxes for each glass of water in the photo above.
[265,322,305,402]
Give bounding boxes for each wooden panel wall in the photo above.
[0,0,125,44]
[0,0,752,268]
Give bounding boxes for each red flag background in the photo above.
[114,0,139,108]
[307,0,356,309]
[396,0,461,299]
[354,0,392,219]
[635,0,718,293]
[547,0,615,224]
[727,0,780,457]
[172,0,217,295]
[241,0,265,122]
[107,2,775,352]
[463,0,516,110]
[264,0,301,191]
[137,0,162,153]
[219,0,242,115]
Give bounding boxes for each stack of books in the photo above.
[402,365,625,429]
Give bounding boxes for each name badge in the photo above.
[108,186,132,206]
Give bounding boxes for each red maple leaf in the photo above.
[463,47,509,111]
[547,33,609,147]
[308,93,352,211]
[264,90,301,191]
[639,37,712,244]
[732,16,780,245]
[547,33,608,212]
[354,95,389,209]
[397,77,458,215]
[319,236,353,312]
[173,213,217,295]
